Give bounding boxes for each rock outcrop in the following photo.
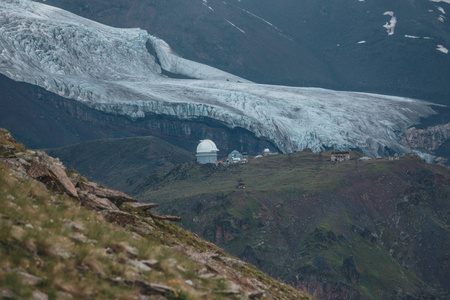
[341,256,360,286]
[0,129,180,228]
[27,151,78,198]
[78,181,136,207]
[402,123,450,152]
[402,123,450,165]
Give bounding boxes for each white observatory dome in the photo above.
[196,140,219,164]
[197,139,219,153]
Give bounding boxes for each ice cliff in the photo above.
[0,0,440,156]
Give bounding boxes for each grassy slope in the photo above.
[137,151,450,299]
[46,136,195,195]
[0,133,311,299]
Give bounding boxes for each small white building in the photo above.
[196,139,219,164]
[228,150,243,163]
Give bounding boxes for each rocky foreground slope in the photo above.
[0,128,312,300]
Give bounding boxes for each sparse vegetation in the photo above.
[0,129,313,299]
[137,150,449,299]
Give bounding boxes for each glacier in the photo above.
[0,0,441,157]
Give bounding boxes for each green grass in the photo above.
[0,160,314,299]
[133,150,450,299]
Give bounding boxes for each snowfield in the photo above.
[383,11,397,35]
[0,0,441,157]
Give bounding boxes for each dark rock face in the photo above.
[213,212,238,244]
[0,74,277,154]
[296,280,361,300]
[240,245,261,267]
[341,256,360,286]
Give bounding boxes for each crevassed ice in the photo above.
[0,0,439,157]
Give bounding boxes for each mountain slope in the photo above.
[137,152,450,299]
[0,128,312,299]
[36,0,450,104]
[0,0,443,158]
[45,136,195,195]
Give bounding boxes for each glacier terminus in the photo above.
[0,0,442,158]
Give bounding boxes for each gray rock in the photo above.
[78,181,136,206]
[15,152,33,162]
[129,260,152,272]
[32,290,48,300]
[0,287,16,298]
[141,259,161,270]
[27,151,78,198]
[17,270,40,285]
[55,291,74,299]
[62,219,85,232]
[78,191,119,211]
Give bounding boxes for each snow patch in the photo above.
[383,11,397,35]
[437,6,446,14]
[238,7,293,41]
[436,45,449,53]
[438,15,445,22]
[224,19,246,34]
[202,3,214,11]
[357,41,366,44]
[405,35,420,39]
[430,0,450,4]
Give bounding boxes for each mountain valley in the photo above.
[0,128,313,299]
[1,0,448,159]
[0,1,449,299]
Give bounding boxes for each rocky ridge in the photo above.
[402,122,450,166]
[0,128,312,299]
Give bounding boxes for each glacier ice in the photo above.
[0,0,440,157]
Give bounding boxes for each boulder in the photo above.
[17,270,40,285]
[99,210,139,226]
[127,281,175,296]
[27,151,78,198]
[32,290,48,300]
[149,212,182,222]
[120,202,159,211]
[0,287,16,298]
[62,219,85,232]
[78,191,119,211]
[78,181,136,206]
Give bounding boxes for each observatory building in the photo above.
[196,139,219,164]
